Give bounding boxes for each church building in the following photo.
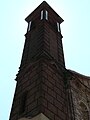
[9,1,90,120]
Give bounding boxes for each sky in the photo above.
[0,0,90,120]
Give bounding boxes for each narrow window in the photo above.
[41,10,43,20]
[45,10,48,20]
[41,10,48,20]
[57,22,61,32]
[28,21,32,31]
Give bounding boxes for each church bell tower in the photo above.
[9,1,69,120]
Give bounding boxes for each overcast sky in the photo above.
[0,0,90,120]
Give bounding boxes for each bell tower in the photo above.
[9,1,69,120]
[20,1,65,68]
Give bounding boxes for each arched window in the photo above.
[27,21,36,32]
[40,10,48,20]
[79,102,89,120]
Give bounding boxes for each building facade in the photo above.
[66,70,90,120]
[9,1,90,120]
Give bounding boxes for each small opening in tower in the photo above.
[28,21,32,31]
[41,10,43,20]
[57,22,61,32]
[45,10,48,20]
[40,10,48,20]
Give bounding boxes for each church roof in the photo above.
[68,69,90,80]
[68,69,90,89]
